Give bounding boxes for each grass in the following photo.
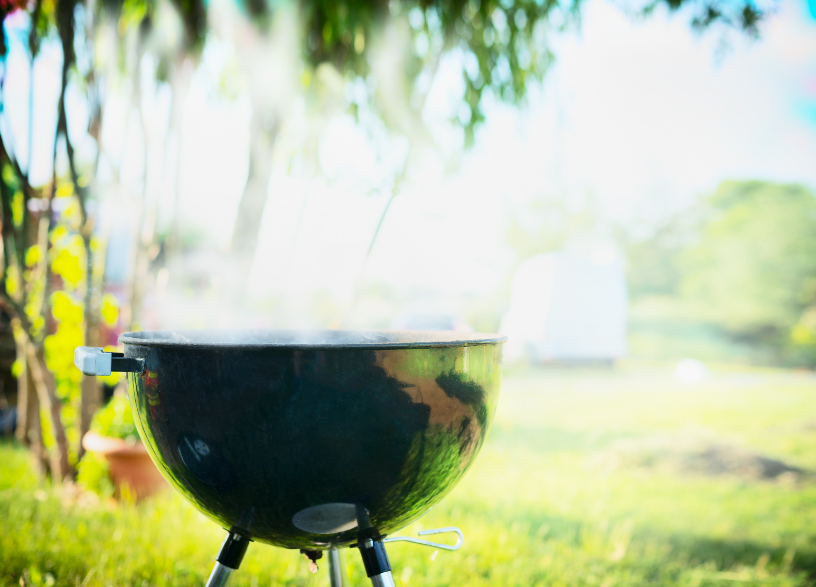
[3,367,816,586]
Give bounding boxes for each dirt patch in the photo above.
[596,435,810,482]
[682,445,804,479]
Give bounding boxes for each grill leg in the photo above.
[357,537,396,587]
[205,532,250,587]
[327,548,347,587]
[205,562,233,587]
[369,571,396,587]
[354,506,396,587]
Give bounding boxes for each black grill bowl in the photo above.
[120,330,504,550]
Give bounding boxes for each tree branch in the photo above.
[341,154,411,326]
[0,133,26,295]
[60,114,88,225]
[0,290,32,333]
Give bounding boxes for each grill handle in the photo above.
[382,527,464,551]
[74,346,145,376]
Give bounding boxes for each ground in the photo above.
[2,364,816,586]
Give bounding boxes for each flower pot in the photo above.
[82,431,167,501]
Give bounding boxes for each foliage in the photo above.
[42,291,84,457]
[75,396,138,496]
[3,0,773,145]
[504,194,605,261]
[290,0,769,142]
[295,0,770,143]
[75,451,115,498]
[623,212,699,299]
[626,296,774,364]
[618,181,816,367]
[0,145,94,476]
[0,442,39,491]
[680,181,816,365]
[3,369,816,586]
[87,395,139,442]
[37,184,103,465]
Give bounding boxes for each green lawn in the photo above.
[3,367,816,586]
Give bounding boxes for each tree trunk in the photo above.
[125,44,160,330]
[75,169,101,460]
[14,343,49,475]
[25,360,49,475]
[14,337,36,447]
[167,59,192,256]
[65,6,104,458]
[77,288,100,462]
[25,341,71,481]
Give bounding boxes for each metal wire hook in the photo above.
[382,527,464,551]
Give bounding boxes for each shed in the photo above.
[501,251,628,364]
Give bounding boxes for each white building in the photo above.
[501,251,628,364]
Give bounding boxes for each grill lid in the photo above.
[119,329,507,349]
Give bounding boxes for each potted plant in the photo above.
[78,395,167,501]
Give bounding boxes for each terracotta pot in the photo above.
[82,431,167,501]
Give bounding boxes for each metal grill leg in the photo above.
[353,506,396,587]
[327,548,347,587]
[204,532,250,587]
[205,562,233,587]
[368,571,396,587]
[356,536,396,587]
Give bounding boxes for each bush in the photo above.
[76,396,139,496]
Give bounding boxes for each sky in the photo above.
[2,0,816,327]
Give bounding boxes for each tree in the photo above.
[681,181,816,364]
[623,210,699,299]
[1,0,206,478]
[225,0,769,302]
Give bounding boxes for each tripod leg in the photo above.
[205,532,251,587]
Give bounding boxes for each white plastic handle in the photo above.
[74,346,112,376]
